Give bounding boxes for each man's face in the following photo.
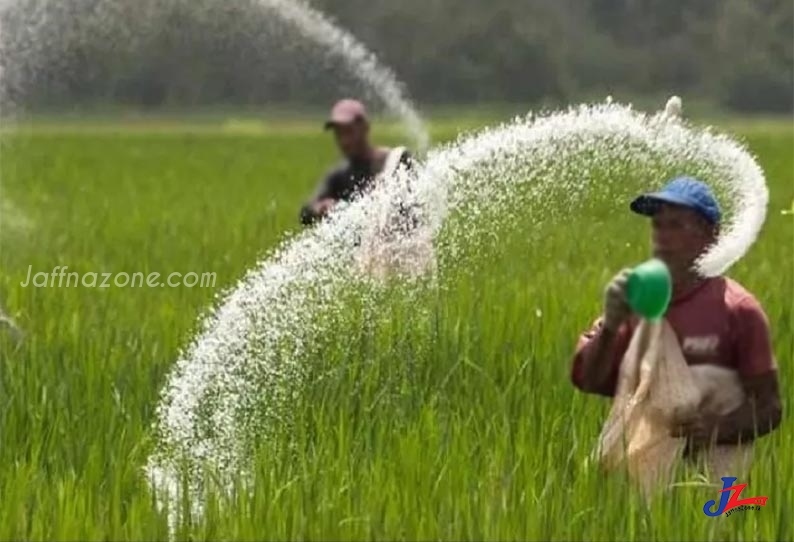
[332,120,369,160]
[651,203,717,275]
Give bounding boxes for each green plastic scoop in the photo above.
[626,258,672,321]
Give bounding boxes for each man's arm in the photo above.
[675,373,782,446]
[300,168,342,225]
[717,296,782,443]
[571,320,631,396]
[675,296,782,445]
[571,269,633,396]
[714,372,782,444]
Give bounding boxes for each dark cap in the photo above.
[324,99,368,129]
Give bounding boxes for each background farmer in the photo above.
[299,98,413,225]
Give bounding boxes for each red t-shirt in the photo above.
[571,277,777,397]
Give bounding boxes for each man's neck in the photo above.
[350,145,375,165]
[672,269,705,297]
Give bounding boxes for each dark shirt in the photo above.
[300,149,413,225]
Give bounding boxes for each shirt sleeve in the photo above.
[299,167,344,225]
[732,295,777,378]
[571,317,633,397]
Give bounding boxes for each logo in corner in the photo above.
[703,477,768,517]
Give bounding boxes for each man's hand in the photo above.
[603,269,632,331]
[312,198,337,217]
[671,412,719,446]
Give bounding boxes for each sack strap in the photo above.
[381,146,407,179]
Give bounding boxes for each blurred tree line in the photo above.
[1,0,791,113]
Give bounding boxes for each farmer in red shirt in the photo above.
[572,177,782,448]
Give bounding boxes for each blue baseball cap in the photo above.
[630,176,722,225]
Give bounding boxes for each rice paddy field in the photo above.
[0,115,792,540]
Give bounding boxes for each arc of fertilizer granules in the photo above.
[146,102,768,525]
